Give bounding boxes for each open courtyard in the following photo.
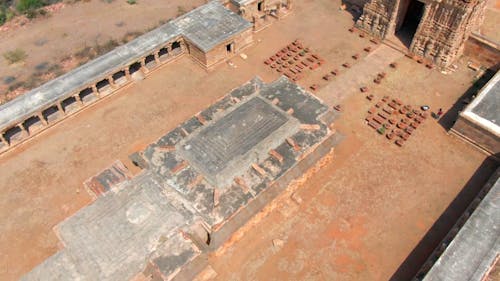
[0,0,498,280]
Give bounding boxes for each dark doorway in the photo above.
[4,126,23,144]
[42,105,60,122]
[23,115,43,133]
[129,62,142,75]
[396,0,425,48]
[144,54,156,68]
[79,87,96,104]
[62,96,78,113]
[158,47,168,60]
[258,1,263,12]
[226,43,234,53]
[112,70,127,84]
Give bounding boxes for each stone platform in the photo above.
[22,76,342,281]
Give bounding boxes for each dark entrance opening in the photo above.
[129,62,142,75]
[258,1,263,12]
[144,54,156,68]
[158,47,169,61]
[112,70,127,84]
[23,115,43,133]
[226,43,233,53]
[42,105,60,123]
[62,96,78,113]
[396,0,425,48]
[4,126,23,144]
[79,87,96,104]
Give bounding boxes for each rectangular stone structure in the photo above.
[178,96,299,187]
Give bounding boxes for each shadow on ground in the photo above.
[340,0,364,22]
[388,154,499,281]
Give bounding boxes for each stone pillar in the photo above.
[287,0,292,10]
[154,53,161,64]
[56,102,66,115]
[108,76,117,89]
[0,133,9,147]
[125,68,131,80]
[37,112,48,125]
[140,59,148,73]
[92,85,100,98]
[74,94,84,107]
[20,123,29,136]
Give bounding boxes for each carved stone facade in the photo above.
[356,0,487,67]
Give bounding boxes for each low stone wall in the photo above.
[451,116,500,156]
[464,33,500,71]
[172,131,343,281]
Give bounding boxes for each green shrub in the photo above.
[126,0,136,5]
[3,49,27,64]
[16,0,45,13]
[0,7,6,26]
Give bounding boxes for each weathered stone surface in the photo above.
[356,0,487,67]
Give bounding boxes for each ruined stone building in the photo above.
[451,70,499,155]
[20,76,341,281]
[356,0,487,67]
[0,1,254,153]
[0,0,296,155]
[224,0,293,30]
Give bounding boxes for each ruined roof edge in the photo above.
[461,70,500,137]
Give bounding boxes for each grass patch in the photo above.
[3,49,27,64]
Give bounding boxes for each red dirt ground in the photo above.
[0,0,496,280]
[0,0,205,100]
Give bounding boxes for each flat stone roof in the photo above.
[173,1,251,52]
[0,1,250,132]
[423,168,500,281]
[179,96,299,187]
[21,171,197,281]
[461,71,500,137]
[231,0,256,6]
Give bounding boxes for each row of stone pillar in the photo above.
[0,41,185,150]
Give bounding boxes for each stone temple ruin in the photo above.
[356,0,487,67]
[21,76,342,281]
[1,0,498,279]
[0,1,294,154]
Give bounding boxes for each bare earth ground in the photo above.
[0,0,205,98]
[0,0,496,280]
[480,0,500,43]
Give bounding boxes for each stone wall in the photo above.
[410,0,487,66]
[230,0,293,30]
[464,34,500,70]
[356,0,487,67]
[451,115,500,155]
